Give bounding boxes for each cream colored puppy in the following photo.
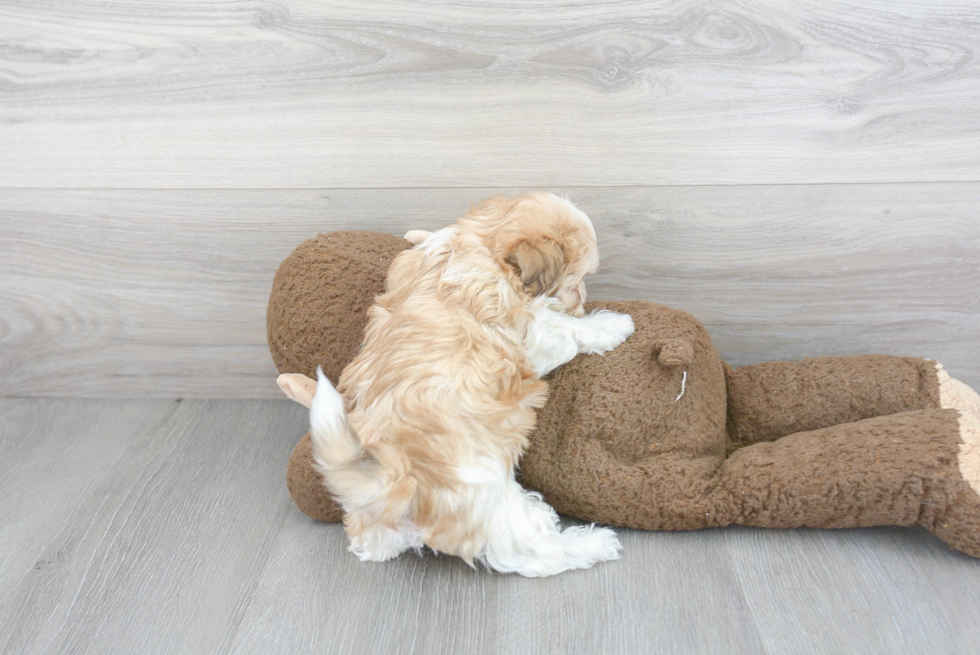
[310,192,634,577]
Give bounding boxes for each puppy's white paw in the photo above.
[348,523,421,562]
[559,524,622,569]
[580,311,635,355]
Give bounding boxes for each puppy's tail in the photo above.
[309,367,378,511]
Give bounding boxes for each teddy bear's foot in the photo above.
[927,409,980,558]
[936,363,980,418]
[956,411,980,497]
[931,364,980,555]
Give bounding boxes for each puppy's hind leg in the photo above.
[346,516,424,563]
[478,475,621,577]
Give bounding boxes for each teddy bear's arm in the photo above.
[278,373,316,408]
[403,230,433,246]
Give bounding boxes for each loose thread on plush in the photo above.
[675,370,688,402]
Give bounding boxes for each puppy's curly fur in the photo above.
[310,192,634,576]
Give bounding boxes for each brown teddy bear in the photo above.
[268,230,980,558]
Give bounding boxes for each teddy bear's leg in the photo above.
[725,355,952,450]
[713,408,980,557]
[533,405,980,559]
[530,436,728,532]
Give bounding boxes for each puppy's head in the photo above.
[460,192,599,317]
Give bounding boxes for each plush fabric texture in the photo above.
[287,432,344,523]
[268,230,980,558]
[267,231,412,385]
[725,355,942,450]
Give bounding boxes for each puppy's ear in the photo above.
[506,239,566,296]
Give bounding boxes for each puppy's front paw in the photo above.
[581,311,635,355]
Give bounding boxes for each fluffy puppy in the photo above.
[310,192,635,577]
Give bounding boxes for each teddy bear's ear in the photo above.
[505,238,566,297]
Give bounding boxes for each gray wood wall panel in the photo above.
[2,185,978,398]
[3,397,980,654]
[1,1,979,187]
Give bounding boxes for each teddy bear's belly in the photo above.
[521,301,729,484]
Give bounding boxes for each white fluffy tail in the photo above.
[309,367,362,467]
[309,367,380,513]
[309,369,422,562]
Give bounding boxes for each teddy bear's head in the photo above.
[267,231,412,385]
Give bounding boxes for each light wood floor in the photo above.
[2,397,979,655]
